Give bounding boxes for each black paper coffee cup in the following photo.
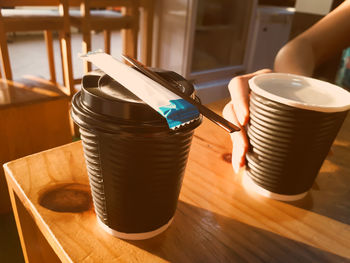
[71,70,201,239]
[244,73,350,201]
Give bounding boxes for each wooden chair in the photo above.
[0,0,75,96]
[68,0,141,77]
[0,1,74,213]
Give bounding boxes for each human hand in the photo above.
[223,69,272,173]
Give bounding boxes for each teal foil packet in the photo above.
[158,99,200,129]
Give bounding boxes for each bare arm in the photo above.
[274,0,350,76]
[226,1,350,173]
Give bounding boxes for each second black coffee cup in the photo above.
[245,73,350,201]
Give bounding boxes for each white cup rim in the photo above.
[249,73,350,113]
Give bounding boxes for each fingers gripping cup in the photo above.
[71,71,201,240]
[245,73,350,201]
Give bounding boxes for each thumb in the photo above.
[222,102,249,173]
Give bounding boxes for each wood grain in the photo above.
[4,99,350,262]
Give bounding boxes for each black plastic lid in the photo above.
[71,69,202,134]
[79,69,195,123]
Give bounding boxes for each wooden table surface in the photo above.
[4,99,350,262]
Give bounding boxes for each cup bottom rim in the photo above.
[97,217,174,240]
[242,171,308,201]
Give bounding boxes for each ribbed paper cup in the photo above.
[71,72,201,239]
[245,73,350,201]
